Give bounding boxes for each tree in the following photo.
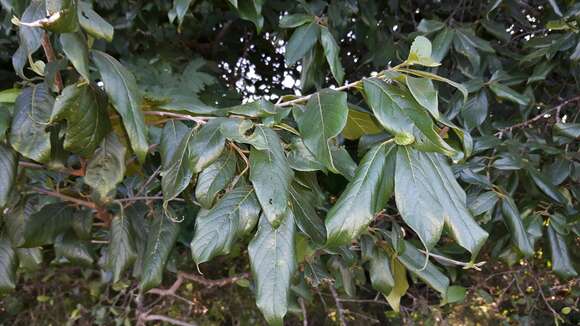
[0,0,578,325]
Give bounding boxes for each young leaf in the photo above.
[108,213,138,283]
[248,212,296,326]
[285,22,320,66]
[60,32,91,81]
[297,89,348,173]
[406,36,440,67]
[85,133,127,200]
[92,50,148,163]
[319,27,345,84]
[188,119,226,173]
[500,197,534,257]
[0,144,17,208]
[395,147,488,256]
[51,84,111,156]
[195,149,237,209]
[140,216,181,291]
[547,225,577,279]
[161,128,195,203]
[191,186,260,264]
[0,235,17,292]
[78,2,114,42]
[325,142,395,247]
[10,84,54,163]
[249,126,294,227]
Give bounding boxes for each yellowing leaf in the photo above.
[343,109,383,140]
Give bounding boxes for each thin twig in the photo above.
[32,187,96,209]
[329,284,347,326]
[115,196,182,203]
[142,314,198,326]
[298,297,308,326]
[144,111,210,124]
[40,32,63,92]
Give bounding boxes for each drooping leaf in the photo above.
[249,126,294,227]
[325,142,395,247]
[10,84,54,163]
[289,183,326,245]
[0,144,17,208]
[78,1,114,42]
[51,84,111,156]
[285,22,320,66]
[161,128,195,202]
[368,246,395,295]
[547,225,577,279]
[297,89,348,172]
[159,120,190,170]
[188,119,226,173]
[92,50,148,163]
[12,0,45,78]
[84,133,126,200]
[488,82,530,106]
[319,27,345,85]
[140,216,181,291]
[385,258,408,311]
[0,235,17,292]
[405,75,439,118]
[500,196,534,257]
[60,32,91,81]
[195,149,237,209]
[395,239,449,295]
[248,212,296,326]
[21,203,76,247]
[528,168,568,206]
[395,147,488,256]
[108,213,138,283]
[191,186,260,264]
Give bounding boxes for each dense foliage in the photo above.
[0,0,579,325]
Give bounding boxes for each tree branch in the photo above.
[32,187,96,210]
[41,32,63,92]
[141,314,198,326]
[329,283,347,326]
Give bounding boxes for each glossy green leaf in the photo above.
[396,239,449,295]
[369,247,395,295]
[320,27,344,85]
[500,197,534,257]
[528,168,568,206]
[140,216,181,291]
[325,142,395,247]
[161,128,195,202]
[285,22,320,66]
[21,203,76,247]
[78,1,114,42]
[279,14,314,28]
[0,145,17,208]
[0,235,17,292]
[108,213,137,283]
[159,120,189,170]
[330,146,357,181]
[237,0,265,32]
[431,27,455,62]
[488,83,530,106]
[461,90,488,128]
[469,191,498,216]
[191,186,260,264]
[44,0,79,33]
[297,89,348,172]
[286,137,325,172]
[92,50,148,163]
[51,84,111,156]
[249,126,294,227]
[60,33,90,81]
[195,149,237,209]
[220,118,268,150]
[84,133,127,200]
[188,119,226,173]
[54,232,93,265]
[10,84,53,163]
[417,19,445,34]
[547,225,577,279]
[406,75,439,118]
[342,108,383,140]
[248,212,296,326]
[397,68,468,100]
[395,147,488,256]
[289,183,326,245]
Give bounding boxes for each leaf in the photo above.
[500,197,534,257]
[195,149,237,209]
[12,0,45,78]
[395,147,488,256]
[51,84,111,156]
[431,27,455,62]
[248,212,296,326]
[289,183,326,245]
[285,22,320,66]
[554,122,580,139]
[547,225,577,279]
[44,0,79,33]
[249,126,294,227]
[54,231,93,265]
[16,248,43,271]
[469,191,498,216]
[220,118,268,150]
[78,1,114,42]
[108,213,138,283]
[480,20,511,42]
[369,247,395,295]
[84,133,127,200]
[406,36,440,67]
[319,27,345,84]
[395,239,449,295]
[140,216,181,291]
[417,19,445,34]
[0,144,17,208]
[488,83,530,106]
[92,50,148,163]
[342,108,382,140]
[237,0,265,32]
[406,75,439,118]
[461,90,488,128]
[172,0,193,28]
[527,168,568,206]
[286,137,325,172]
[455,28,495,53]
[159,120,189,170]
[161,128,195,202]
[385,259,408,312]
[227,99,277,118]
[0,235,17,292]
[60,33,90,81]
[297,89,348,172]
[21,203,76,247]
[188,119,226,173]
[331,146,357,181]
[397,68,468,100]
[191,186,260,264]
[10,84,54,163]
[325,142,395,247]
[0,88,22,103]
[446,285,467,303]
[279,14,314,28]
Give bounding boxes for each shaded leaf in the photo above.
[500,197,534,257]
[285,22,320,66]
[108,213,137,283]
[60,32,90,81]
[54,232,93,265]
[195,149,237,209]
[0,235,17,292]
[547,225,577,279]
[85,133,126,200]
[22,203,76,247]
[140,216,181,291]
[289,183,326,245]
[396,239,449,295]
[489,83,530,106]
[78,1,114,42]
[342,108,382,140]
[279,14,314,28]
[188,119,226,173]
[0,144,17,208]
[161,128,195,202]
[320,27,344,84]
